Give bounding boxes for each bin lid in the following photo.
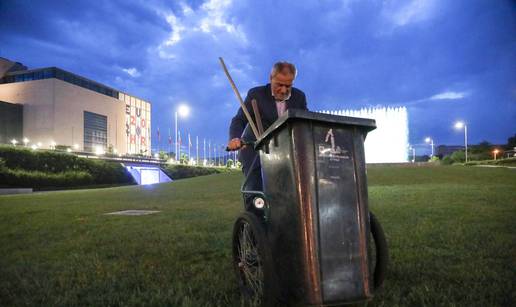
[255,109,376,149]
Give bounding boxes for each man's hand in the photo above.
[227,138,242,151]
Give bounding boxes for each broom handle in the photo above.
[218,57,260,139]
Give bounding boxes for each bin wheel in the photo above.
[232,212,276,306]
[370,212,389,290]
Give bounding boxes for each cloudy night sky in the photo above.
[1,0,515,154]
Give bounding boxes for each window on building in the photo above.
[84,111,107,153]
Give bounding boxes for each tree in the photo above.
[226,159,234,168]
[506,134,516,150]
[450,150,465,163]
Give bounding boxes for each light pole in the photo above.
[23,137,30,147]
[175,104,190,161]
[408,145,415,163]
[493,149,499,160]
[425,137,434,157]
[11,139,18,146]
[454,121,468,162]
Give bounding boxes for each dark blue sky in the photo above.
[1,0,515,154]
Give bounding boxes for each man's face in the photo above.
[270,72,294,101]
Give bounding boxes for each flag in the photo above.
[178,131,182,145]
[188,133,192,147]
[157,127,160,141]
[168,128,172,145]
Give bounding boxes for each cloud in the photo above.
[156,0,248,59]
[383,0,438,28]
[430,91,467,100]
[122,67,141,78]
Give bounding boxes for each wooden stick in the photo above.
[251,99,264,136]
[218,57,260,139]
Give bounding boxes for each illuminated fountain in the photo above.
[320,107,409,163]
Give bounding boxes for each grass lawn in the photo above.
[0,165,515,306]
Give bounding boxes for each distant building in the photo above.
[320,107,409,163]
[0,57,151,155]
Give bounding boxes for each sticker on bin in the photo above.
[318,129,351,160]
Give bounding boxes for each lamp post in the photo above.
[425,137,434,157]
[175,104,190,161]
[408,145,415,163]
[23,137,30,147]
[454,121,468,162]
[11,139,18,146]
[493,149,499,160]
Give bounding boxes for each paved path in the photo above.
[473,165,516,169]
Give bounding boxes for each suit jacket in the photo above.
[229,83,308,173]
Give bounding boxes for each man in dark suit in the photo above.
[227,61,308,194]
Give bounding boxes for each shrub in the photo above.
[441,156,454,165]
[162,165,223,180]
[0,168,94,188]
[0,145,134,187]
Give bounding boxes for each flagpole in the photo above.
[175,112,178,161]
[178,131,181,163]
[196,136,199,165]
[203,138,206,166]
[157,127,160,154]
[188,133,191,164]
[208,140,211,166]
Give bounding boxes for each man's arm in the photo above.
[228,89,256,149]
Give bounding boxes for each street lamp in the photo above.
[23,137,30,146]
[493,149,499,160]
[454,121,468,162]
[175,104,190,161]
[11,139,18,146]
[409,146,415,163]
[50,141,57,150]
[425,137,434,157]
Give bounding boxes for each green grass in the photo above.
[0,165,514,306]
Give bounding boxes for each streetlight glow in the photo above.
[11,139,18,146]
[175,103,190,161]
[23,137,30,146]
[178,104,190,117]
[493,149,499,160]
[95,146,104,155]
[453,120,468,162]
[425,137,435,157]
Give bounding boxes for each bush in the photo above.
[464,157,516,167]
[441,156,454,165]
[162,165,224,180]
[0,168,94,188]
[0,145,134,187]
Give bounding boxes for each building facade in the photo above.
[0,58,151,155]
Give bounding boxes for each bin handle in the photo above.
[370,212,389,290]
